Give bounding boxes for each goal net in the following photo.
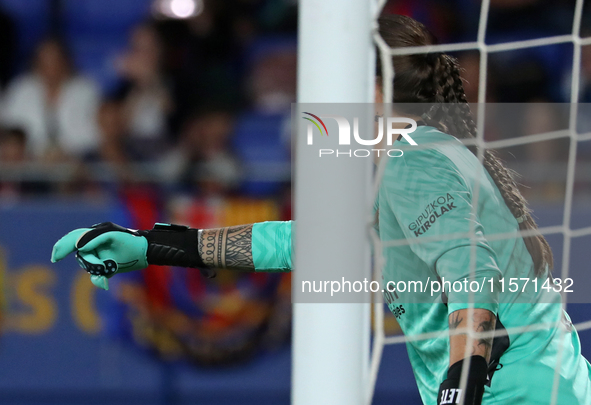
[367,0,591,404]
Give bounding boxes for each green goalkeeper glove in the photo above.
[51,222,215,290]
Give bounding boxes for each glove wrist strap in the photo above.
[139,223,206,269]
[438,355,488,405]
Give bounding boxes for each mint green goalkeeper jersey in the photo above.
[376,125,591,405]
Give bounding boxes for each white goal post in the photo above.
[292,0,375,405]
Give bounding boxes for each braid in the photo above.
[426,54,553,276]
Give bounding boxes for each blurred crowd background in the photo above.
[0,0,589,204]
[0,0,589,404]
[0,0,296,202]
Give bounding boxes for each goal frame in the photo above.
[292,1,375,404]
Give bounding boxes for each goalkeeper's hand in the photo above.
[51,222,215,290]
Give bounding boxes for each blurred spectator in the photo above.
[0,127,27,164]
[93,99,132,165]
[0,127,50,197]
[115,23,173,159]
[75,97,171,197]
[0,38,100,160]
[162,108,240,196]
[81,99,138,185]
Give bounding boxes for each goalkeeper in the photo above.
[52,14,591,405]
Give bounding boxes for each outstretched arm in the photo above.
[52,221,293,290]
[199,221,292,273]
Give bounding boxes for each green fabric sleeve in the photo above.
[252,221,293,272]
[383,145,501,315]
